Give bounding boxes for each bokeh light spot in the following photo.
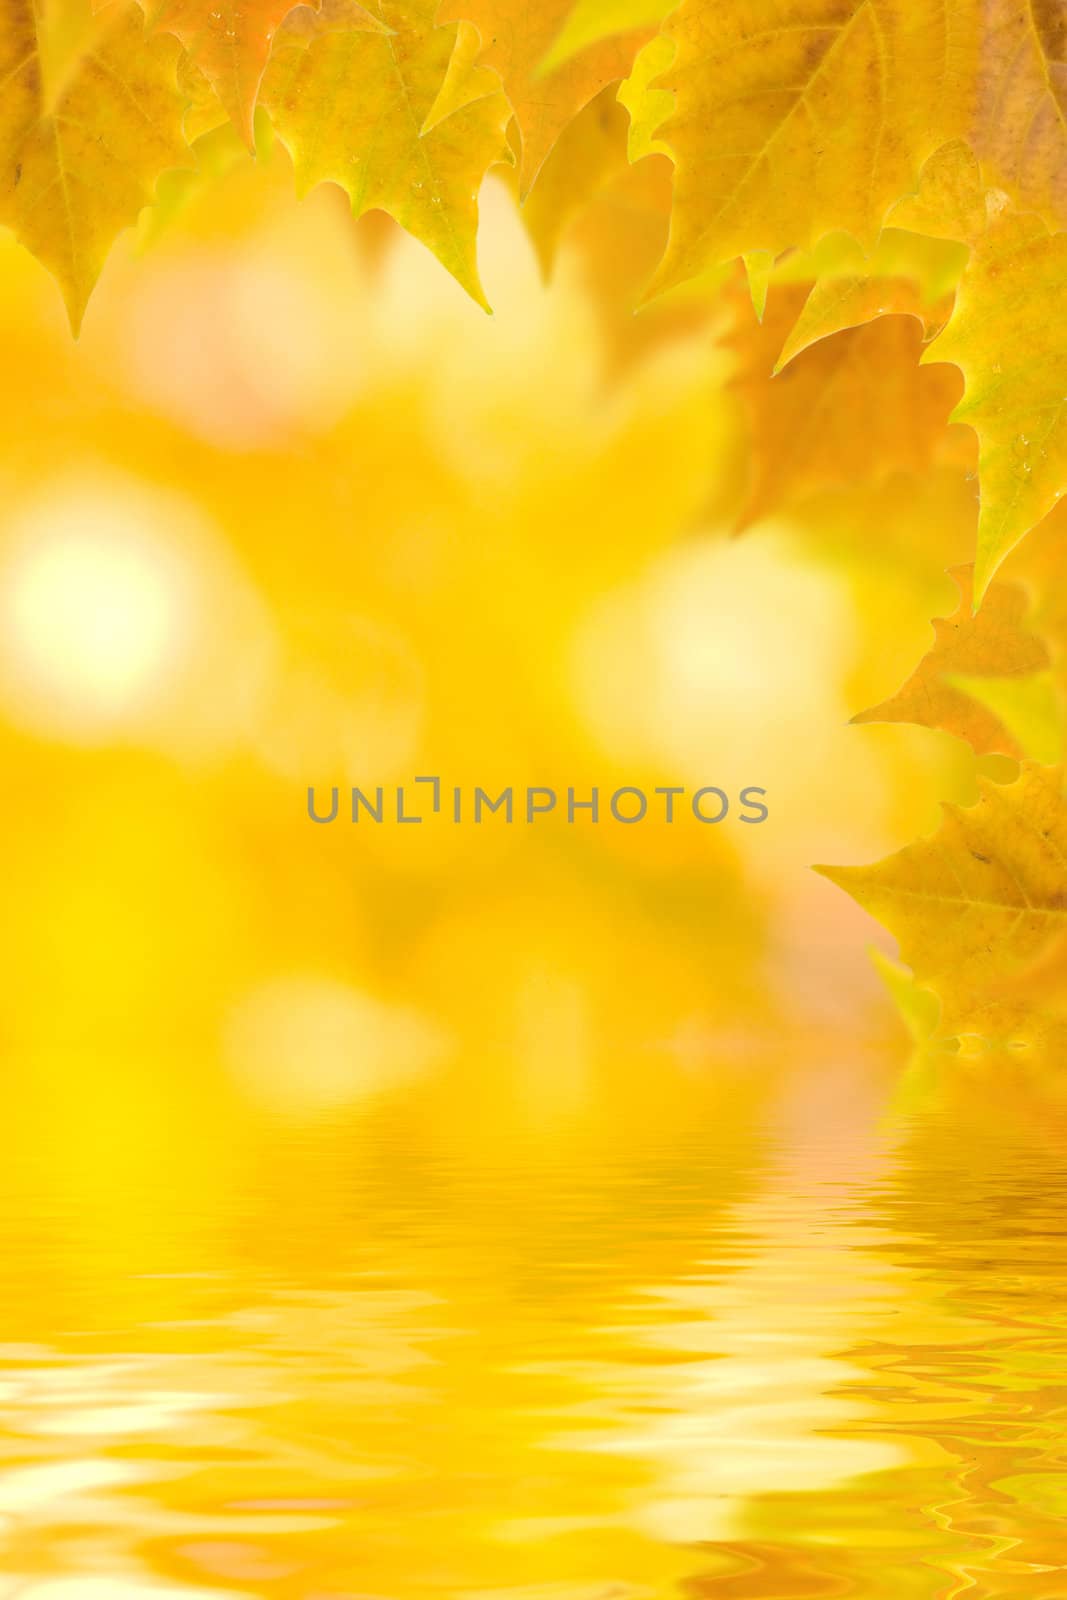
[0,483,194,744]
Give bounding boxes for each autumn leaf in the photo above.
[517,85,631,277]
[618,30,672,162]
[436,0,653,193]
[261,0,513,308]
[829,140,1067,602]
[973,0,1067,232]
[952,672,1064,765]
[925,212,1067,601]
[630,0,976,302]
[732,288,965,527]
[853,564,1050,759]
[959,920,1067,1059]
[0,0,41,212]
[2,0,133,212]
[886,138,988,249]
[741,249,772,321]
[818,762,1067,1046]
[148,0,385,150]
[1008,490,1067,676]
[7,0,194,333]
[541,0,676,73]
[542,149,726,374]
[421,16,499,129]
[976,498,1067,763]
[782,139,1064,602]
[774,228,966,372]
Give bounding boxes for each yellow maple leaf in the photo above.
[774,228,966,372]
[420,16,498,129]
[886,137,989,247]
[629,0,975,301]
[0,1,41,210]
[973,0,1067,231]
[7,0,193,333]
[147,0,386,150]
[618,30,673,163]
[261,0,512,308]
[2,0,124,213]
[853,564,1050,758]
[845,140,1067,602]
[622,35,771,311]
[926,211,1067,601]
[818,762,1067,1046]
[436,0,652,193]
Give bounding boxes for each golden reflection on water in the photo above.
[1,1052,1066,1598]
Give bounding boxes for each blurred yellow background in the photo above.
[3,128,1067,1600]
[0,133,981,1119]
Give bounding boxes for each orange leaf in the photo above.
[733,289,966,526]
[436,0,653,193]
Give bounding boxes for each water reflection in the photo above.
[1,1051,1066,1596]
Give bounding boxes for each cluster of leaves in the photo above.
[819,525,1067,1061]
[4,0,1067,1059]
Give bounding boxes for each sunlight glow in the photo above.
[0,484,193,743]
[571,531,855,774]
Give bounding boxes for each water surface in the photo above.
[1,1052,1066,1597]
